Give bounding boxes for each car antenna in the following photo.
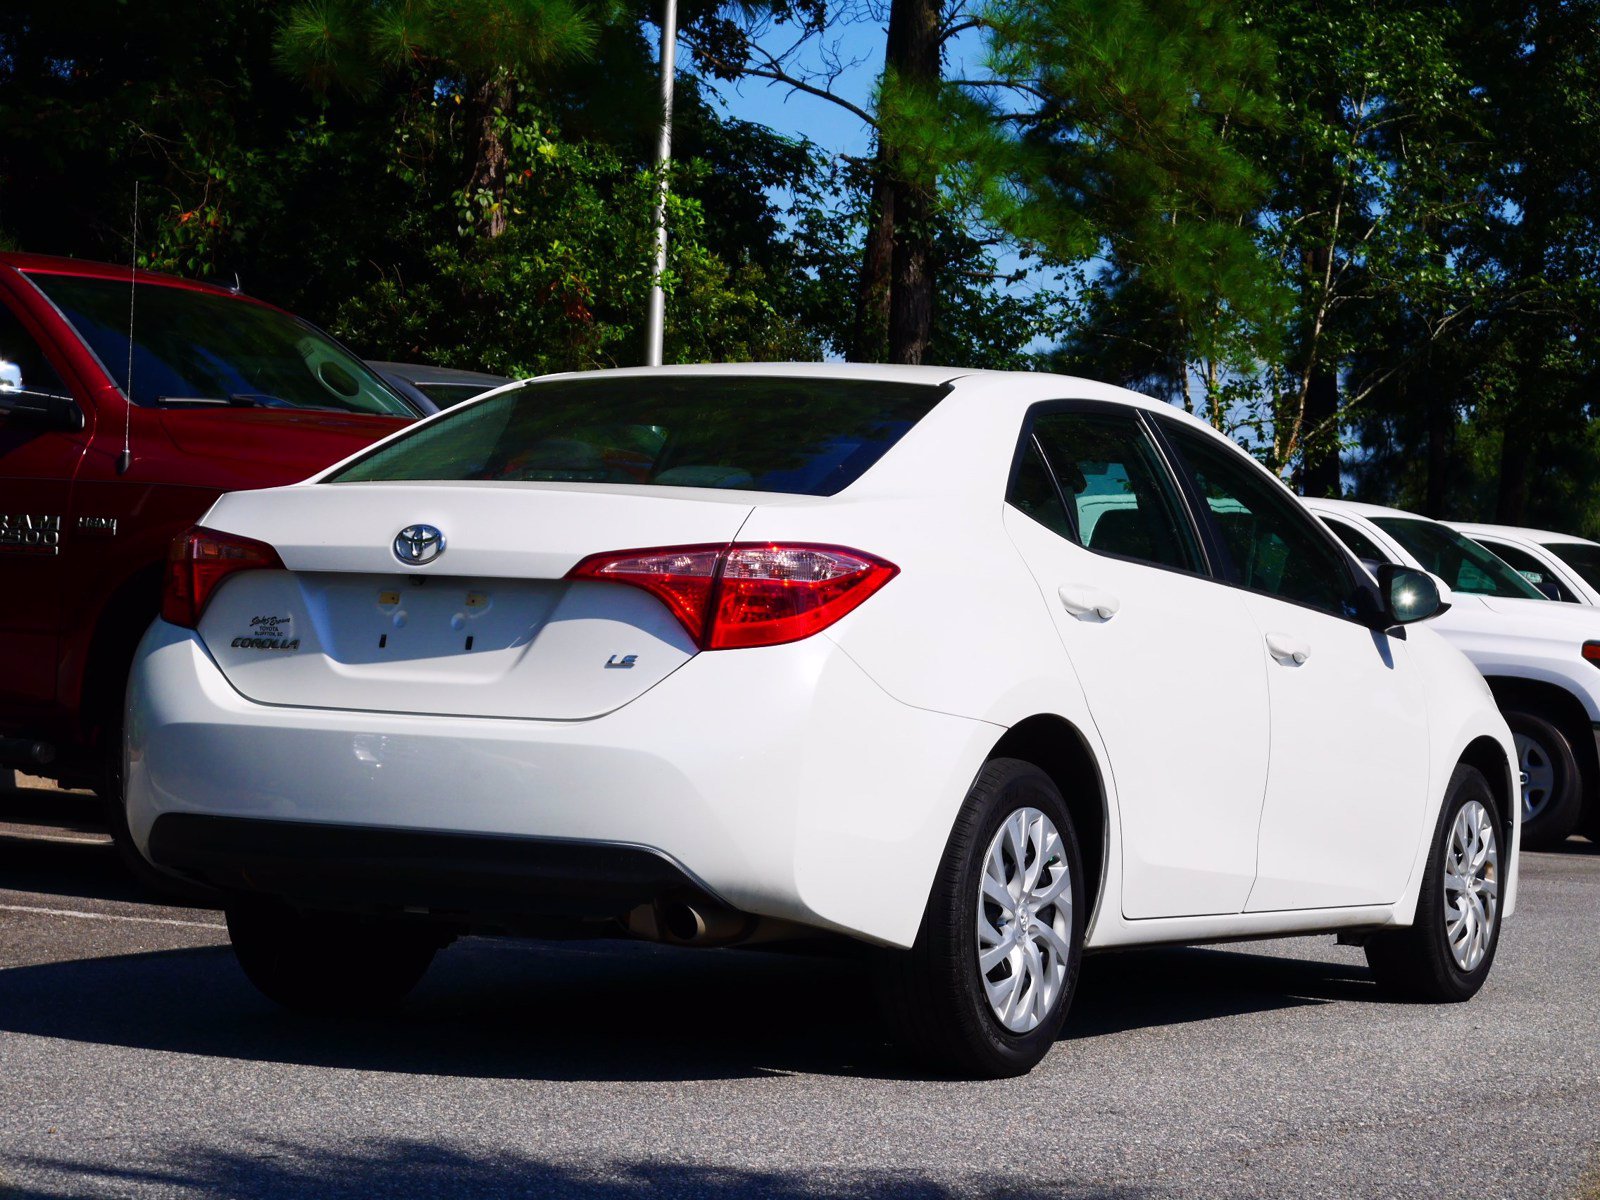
[116,181,137,476]
[231,272,242,294]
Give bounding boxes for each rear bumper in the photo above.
[147,814,719,926]
[126,621,1000,947]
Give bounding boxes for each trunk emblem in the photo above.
[605,654,639,670]
[393,524,446,566]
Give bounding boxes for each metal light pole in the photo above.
[644,0,677,367]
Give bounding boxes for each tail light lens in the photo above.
[1584,641,1600,667]
[567,543,898,650]
[162,526,286,628]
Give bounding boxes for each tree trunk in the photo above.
[850,144,895,361]
[1495,424,1533,525]
[880,0,940,365]
[1295,238,1341,497]
[467,72,512,238]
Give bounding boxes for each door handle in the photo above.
[1265,632,1311,665]
[1059,585,1121,621]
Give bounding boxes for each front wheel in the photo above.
[878,758,1084,1078]
[226,900,441,1015]
[1366,764,1505,1002]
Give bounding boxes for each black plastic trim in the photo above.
[147,814,725,920]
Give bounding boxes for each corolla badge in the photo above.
[393,523,446,566]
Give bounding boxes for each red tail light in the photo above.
[567,543,898,650]
[162,526,286,629]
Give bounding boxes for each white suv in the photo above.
[1449,523,1600,606]
[126,366,1517,1077]
[1308,498,1600,848]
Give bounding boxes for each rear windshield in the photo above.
[1542,541,1600,592]
[29,273,416,417]
[327,375,946,496]
[1372,516,1546,599]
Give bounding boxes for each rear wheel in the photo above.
[1366,764,1504,1001]
[226,899,440,1015]
[879,758,1084,1078]
[1507,710,1582,849]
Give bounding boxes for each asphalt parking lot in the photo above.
[1,784,1597,1200]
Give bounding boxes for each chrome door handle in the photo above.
[1265,632,1311,665]
[1059,585,1121,621]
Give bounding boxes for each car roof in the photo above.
[370,361,511,387]
[1298,496,1424,521]
[0,250,258,299]
[1449,521,1599,547]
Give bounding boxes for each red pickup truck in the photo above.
[0,252,417,874]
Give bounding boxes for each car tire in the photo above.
[226,900,440,1015]
[878,757,1084,1078]
[1366,764,1505,1002]
[1506,710,1582,849]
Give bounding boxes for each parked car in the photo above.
[126,365,1516,1077]
[369,360,511,413]
[1449,523,1600,606]
[1307,498,1600,848]
[0,251,421,881]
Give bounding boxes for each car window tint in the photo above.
[1324,517,1392,566]
[330,375,944,497]
[0,301,67,398]
[1006,438,1075,540]
[1543,541,1600,592]
[1475,540,1575,601]
[30,273,415,417]
[1370,517,1545,599]
[1164,425,1353,615]
[1031,411,1201,573]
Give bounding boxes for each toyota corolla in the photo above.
[125,365,1519,1076]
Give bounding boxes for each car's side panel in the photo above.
[1235,592,1431,910]
[1002,506,1272,919]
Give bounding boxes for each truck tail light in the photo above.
[162,526,285,629]
[567,543,898,650]
[1583,641,1600,668]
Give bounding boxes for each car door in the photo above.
[1159,423,1431,911]
[1003,404,1270,919]
[0,292,88,722]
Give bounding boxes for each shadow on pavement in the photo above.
[3,1141,1155,1200]
[0,802,1380,1084]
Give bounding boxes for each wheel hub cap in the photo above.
[1443,799,1499,973]
[976,807,1072,1033]
[1514,732,1555,824]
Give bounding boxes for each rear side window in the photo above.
[1164,425,1354,616]
[1028,410,1202,573]
[330,375,944,497]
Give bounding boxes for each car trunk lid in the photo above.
[194,482,756,719]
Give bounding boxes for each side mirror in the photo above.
[0,389,84,432]
[1377,564,1448,626]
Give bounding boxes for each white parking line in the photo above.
[0,902,224,930]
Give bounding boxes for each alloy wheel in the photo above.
[1443,799,1499,973]
[976,807,1073,1033]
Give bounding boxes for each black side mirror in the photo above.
[1376,563,1447,626]
[0,390,84,432]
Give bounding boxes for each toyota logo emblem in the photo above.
[393,524,446,566]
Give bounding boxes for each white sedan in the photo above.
[126,365,1517,1077]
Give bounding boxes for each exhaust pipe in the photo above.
[626,898,756,947]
